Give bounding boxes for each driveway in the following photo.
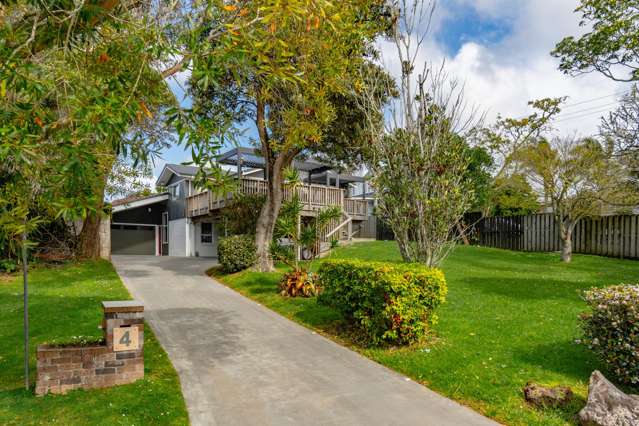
[112,255,497,426]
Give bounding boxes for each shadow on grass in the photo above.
[454,276,588,303]
[515,339,599,380]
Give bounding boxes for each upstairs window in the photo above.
[169,183,181,200]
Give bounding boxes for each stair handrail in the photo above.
[325,212,352,239]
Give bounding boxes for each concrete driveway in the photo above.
[112,255,497,426]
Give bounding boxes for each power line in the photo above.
[561,90,628,109]
[509,89,629,121]
[555,107,615,124]
[555,101,620,118]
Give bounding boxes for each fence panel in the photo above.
[465,213,639,260]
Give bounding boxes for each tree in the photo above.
[106,160,157,200]
[1,0,175,259]
[478,98,564,183]
[182,1,384,271]
[552,0,639,82]
[358,1,482,267]
[515,138,637,262]
[463,144,494,214]
[489,174,540,217]
[601,85,639,160]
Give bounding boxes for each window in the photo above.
[168,183,181,200]
[201,222,213,244]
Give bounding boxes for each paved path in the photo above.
[112,256,497,426]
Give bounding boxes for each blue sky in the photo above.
[436,6,512,55]
[150,0,631,183]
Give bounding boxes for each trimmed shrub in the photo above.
[218,235,256,273]
[0,259,17,273]
[318,260,447,346]
[581,284,639,385]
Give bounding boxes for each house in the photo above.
[110,148,375,257]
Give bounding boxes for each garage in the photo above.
[111,224,157,255]
[110,193,169,256]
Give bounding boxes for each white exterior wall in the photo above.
[194,221,219,258]
[187,219,195,257]
[168,218,187,256]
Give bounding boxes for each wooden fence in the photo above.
[469,213,639,259]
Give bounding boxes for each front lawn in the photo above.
[0,260,188,425]
[213,242,639,426]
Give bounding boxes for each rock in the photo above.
[523,382,574,408]
[578,370,639,426]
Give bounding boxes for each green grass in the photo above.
[0,260,188,425]
[213,242,639,426]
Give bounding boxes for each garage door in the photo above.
[111,225,156,255]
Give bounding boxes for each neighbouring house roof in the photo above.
[112,193,169,213]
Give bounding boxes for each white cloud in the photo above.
[379,0,632,136]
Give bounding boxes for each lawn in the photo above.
[0,260,188,425]
[213,242,639,426]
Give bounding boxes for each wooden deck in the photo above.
[186,178,368,220]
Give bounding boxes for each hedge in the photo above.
[581,284,639,385]
[218,234,256,273]
[318,259,447,346]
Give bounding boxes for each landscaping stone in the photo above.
[578,371,639,426]
[523,382,574,408]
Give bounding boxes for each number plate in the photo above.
[113,327,139,352]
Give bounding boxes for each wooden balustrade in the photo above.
[186,178,368,218]
[186,191,211,217]
[344,198,368,217]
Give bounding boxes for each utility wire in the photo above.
[560,90,628,109]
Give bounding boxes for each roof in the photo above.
[111,193,169,213]
[155,148,368,187]
[156,163,200,187]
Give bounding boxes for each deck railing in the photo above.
[186,178,368,218]
[344,198,368,217]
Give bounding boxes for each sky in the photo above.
[149,0,633,184]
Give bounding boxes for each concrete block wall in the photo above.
[35,301,144,396]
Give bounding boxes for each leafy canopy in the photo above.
[552,0,639,82]
[1,0,174,256]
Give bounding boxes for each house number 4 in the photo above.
[113,327,139,352]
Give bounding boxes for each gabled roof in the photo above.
[112,193,169,213]
[156,163,199,187]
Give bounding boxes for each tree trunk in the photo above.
[78,212,102,258]
[456,220,470,245]
[560,231,573,263]
[254,171,285,272]
[78,157,113,259]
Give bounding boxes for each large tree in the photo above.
[1,0,175,258]
[182,0,385,271]
[515,138,637,262]
[552,0,639,82]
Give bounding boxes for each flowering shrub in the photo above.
[318,260,447,346]
[218,235,256,273]
[581,284,639,385]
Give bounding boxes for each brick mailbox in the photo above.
[36,301,144,396]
